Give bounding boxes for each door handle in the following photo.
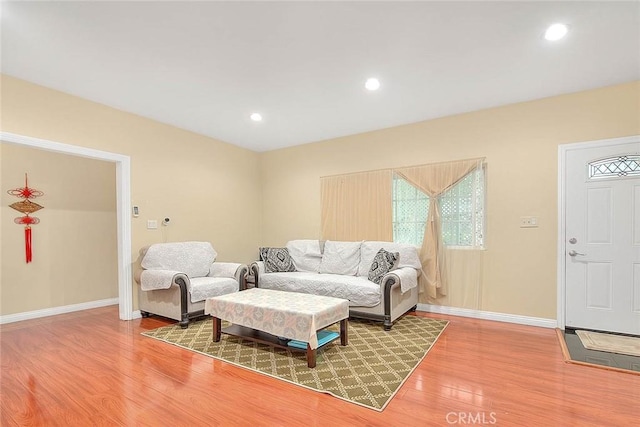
[568,250,586,257]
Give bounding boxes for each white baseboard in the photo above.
[1,300,556,328]
[417,303,557,329]
[0,298,120,325]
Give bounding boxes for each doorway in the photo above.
[558,135,640,335]
[0,132,133,320]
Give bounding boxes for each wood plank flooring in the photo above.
[2,306,639,426]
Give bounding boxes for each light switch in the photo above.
[147,220,158,229]
[520,216,538,228]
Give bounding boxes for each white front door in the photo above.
[564,139,640,335]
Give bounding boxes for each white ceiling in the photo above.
[2,1,639,152]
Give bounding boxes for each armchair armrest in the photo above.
[209,262,242,278]
[209,262,249,290]
[139,270,189,291]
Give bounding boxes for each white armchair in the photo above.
[135,241,248,328]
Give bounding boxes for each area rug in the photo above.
[576,330,640,357]
[142,315,448,411]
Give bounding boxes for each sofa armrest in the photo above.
[249,261,265,287]
[377,267,418,330]
[383,267,418,293]
[251,261,265,275]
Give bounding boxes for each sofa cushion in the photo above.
[260,247,297,273]
[318,240,362,275]
[141,241,217,278]
[286,240,322,272]
[358,241,422,277]
[258,272,380,307]
[368,248,399,284]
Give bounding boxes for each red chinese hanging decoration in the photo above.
[8,174,44,263]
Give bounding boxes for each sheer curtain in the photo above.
[395,157,484,301]
[320,169,393,241]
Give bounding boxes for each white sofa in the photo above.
[135,241,248,328]
[250,240,420,330]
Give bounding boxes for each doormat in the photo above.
[576,330,640,357]
[556,329,640,376]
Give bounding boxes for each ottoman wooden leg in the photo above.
[306,344,316,368]
[212,317,221,342]
[340,318,348,346]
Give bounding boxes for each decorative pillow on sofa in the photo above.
[368,248,399,284]
[358,241,422,277]
[260,247,297,273]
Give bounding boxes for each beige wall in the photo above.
[2,74,638,321]
[1,144,118,314]
[1,75,262,314]
[259,81,640,319]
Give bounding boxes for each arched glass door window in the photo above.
[588,155,640,180]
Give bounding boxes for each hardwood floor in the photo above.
[2,306,639,426]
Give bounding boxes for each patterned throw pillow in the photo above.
[368,248,399,284]
[260,247,297,273]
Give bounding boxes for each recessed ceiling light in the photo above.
[545,23,568,41]
[250,113,262,122]
[365,78,380,91]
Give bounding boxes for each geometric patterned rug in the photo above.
[142,314,448,411]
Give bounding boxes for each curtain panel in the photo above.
[395,157,484,300]
[321,157,485,303]
[320,169,393,242]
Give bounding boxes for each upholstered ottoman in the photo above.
[205,288,349,367]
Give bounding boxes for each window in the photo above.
[392,167,485,248]
[392,174,429,246]
[439,167,485,248]
[588,155,640,179]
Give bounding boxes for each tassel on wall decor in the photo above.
[8,173,44,263]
